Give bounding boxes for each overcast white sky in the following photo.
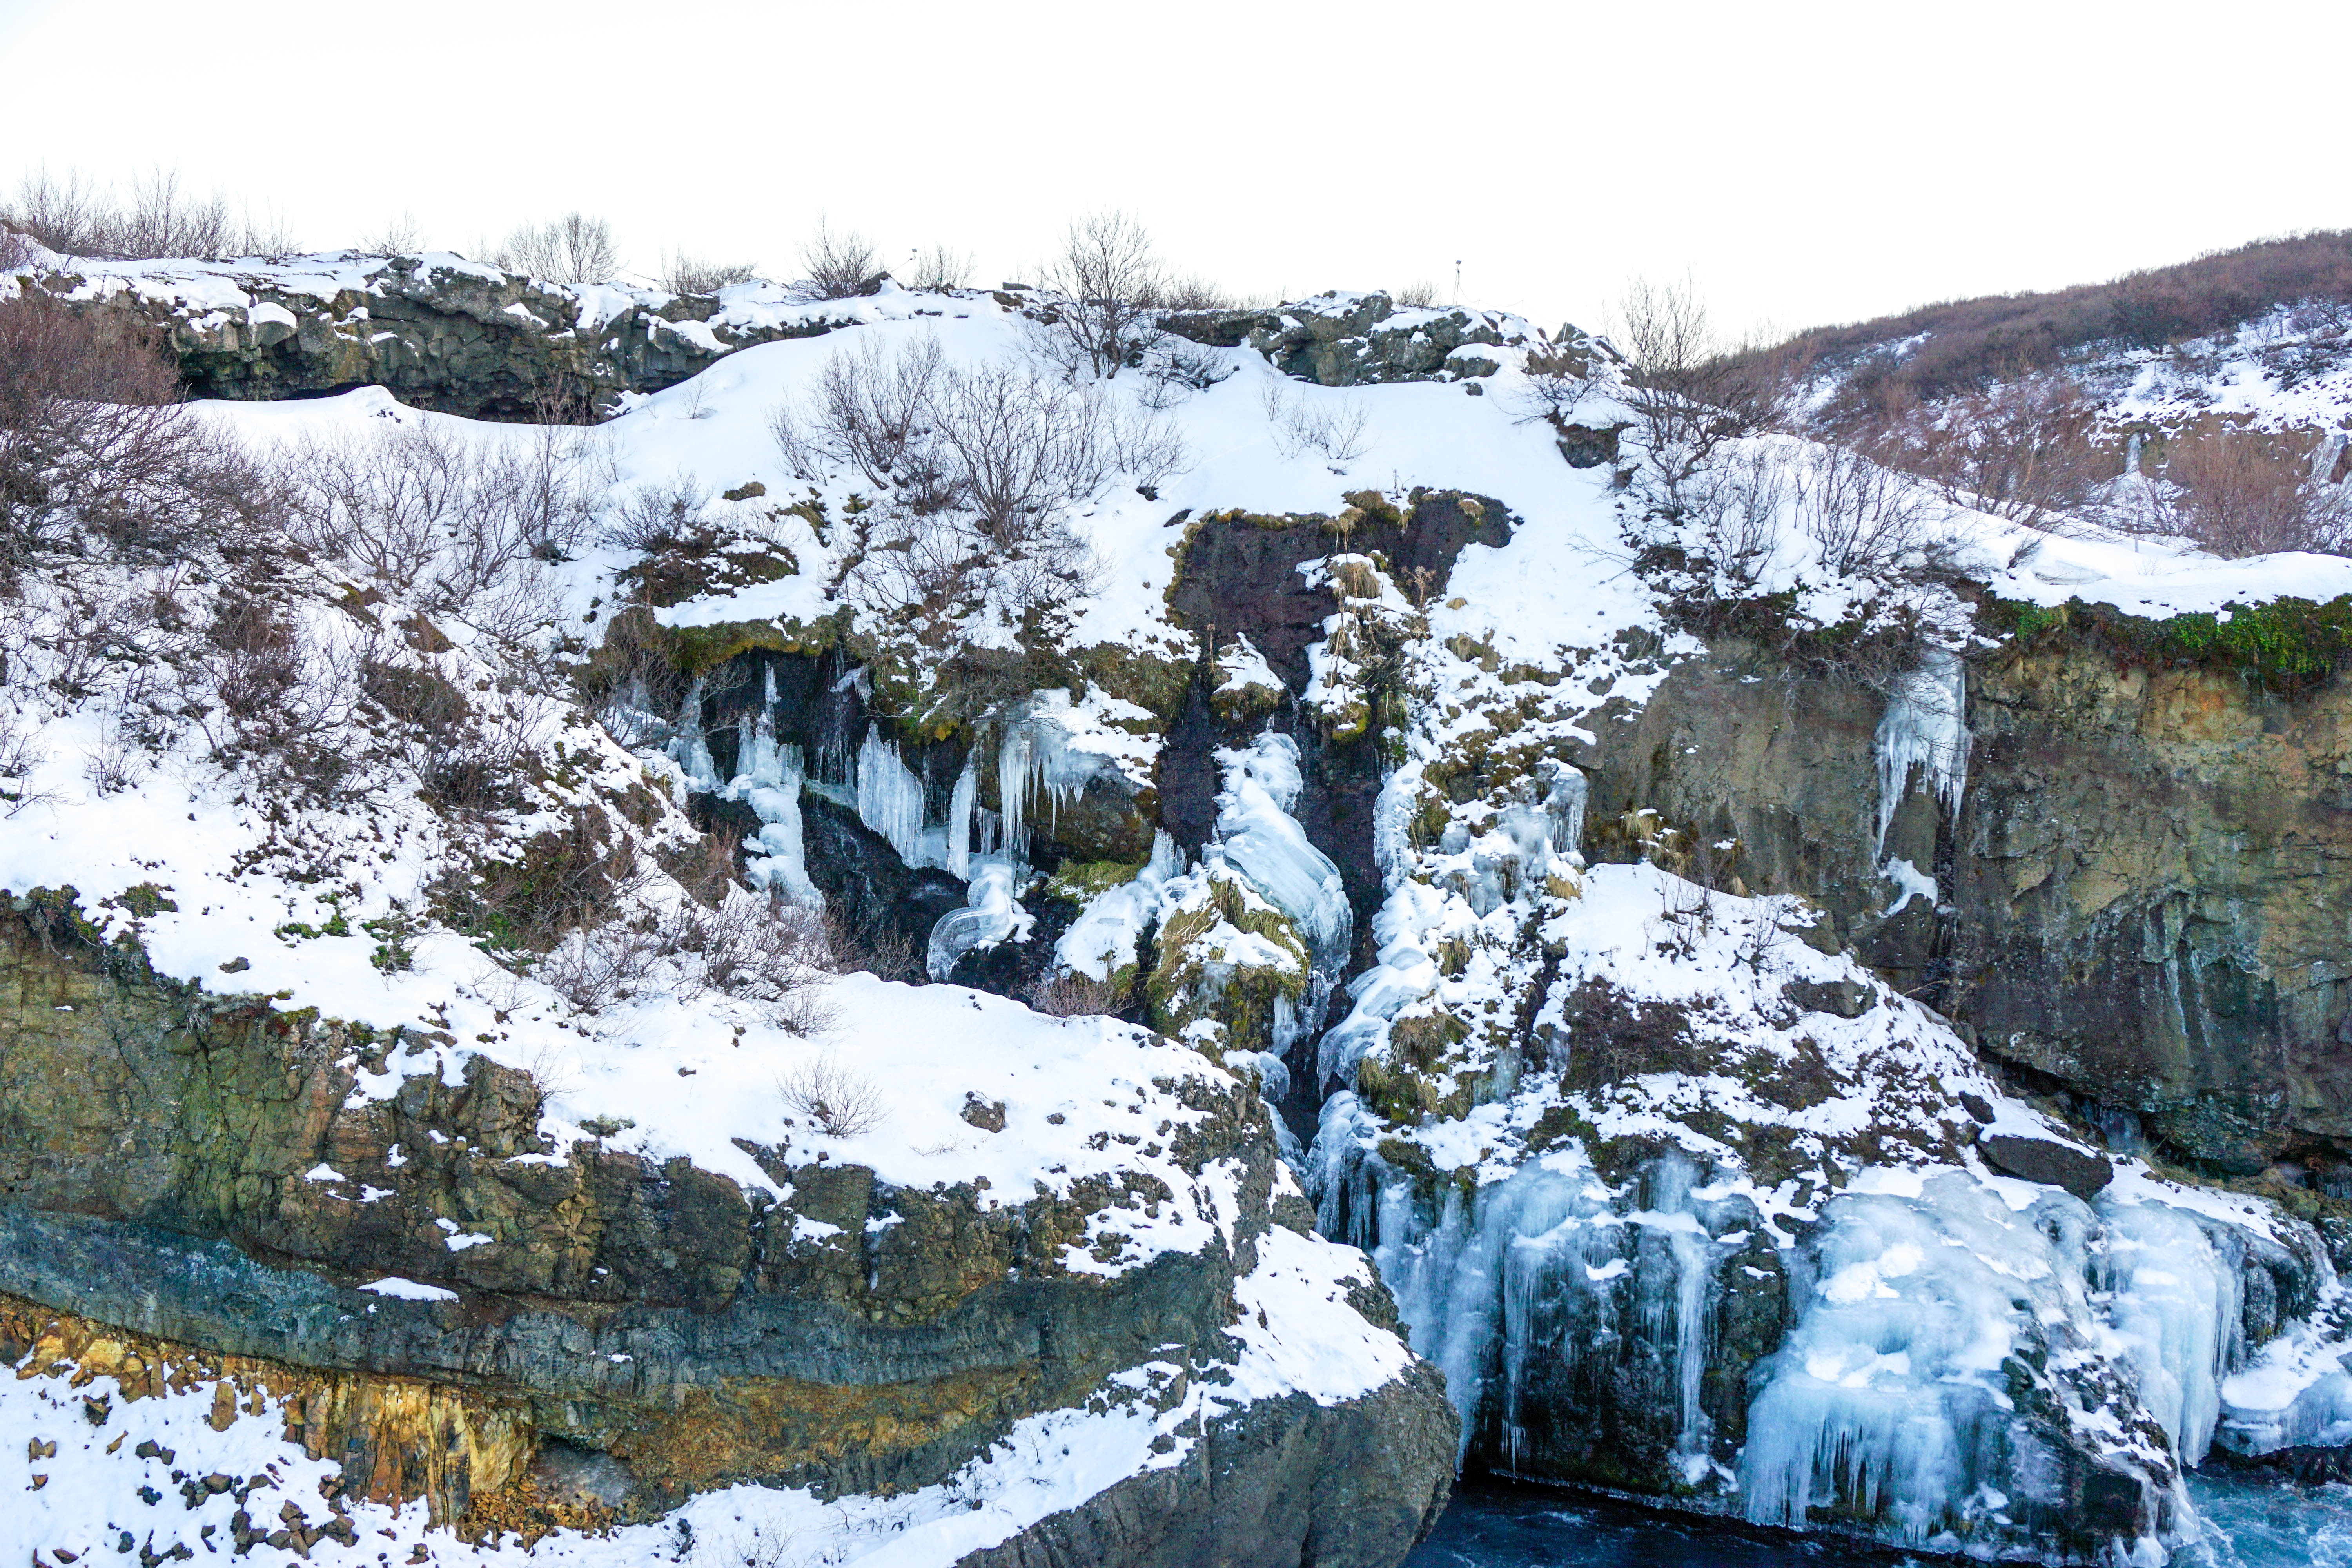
[4,0,2345,339]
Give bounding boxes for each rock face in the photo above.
[0,906,1455,1560]
[1573,623,2352,1177]
[1160,292,1545,387]
[13,253,844,418]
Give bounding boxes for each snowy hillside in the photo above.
[8,247,2352,1566]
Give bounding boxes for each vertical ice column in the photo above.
[856,725,931,870]
[1875,647,1969,856]
[947,759,976,879]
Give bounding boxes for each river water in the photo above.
[1403,1473,2352,1568]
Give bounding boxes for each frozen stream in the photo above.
[1404,1473,2352,1568]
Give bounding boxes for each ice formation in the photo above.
[1874,646,1969,855]
[1213,732,1351,967]
[856,724,936,869]
[731,702,825,910]
[1057,831,1184,982]
[926,859,1034,980]
[1318,1131,1727,1474]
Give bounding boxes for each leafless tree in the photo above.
[1041,211,1165,379]
[1615,276,1801,508]
[492,213,622,284]
[800,218,879,299]
[661,252,759,295]
[1394,280,1440,308]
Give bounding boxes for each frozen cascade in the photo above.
[1056,831,1184,982]
[1874,647,1969,856]
[1314,1102,1724,1469]
[2097,1200,2244,1467]
[730,703,824,910]
[1540,759,1590,860]
[927,859,1034,980]
[1214,733,1352,967]
[1739,1174,2098,1544]
[2313,430,2348,488]
[667,675,720,791]
[2126,430,2145,477]
[947,760,976,879]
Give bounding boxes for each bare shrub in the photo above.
[1041,211,1165,379]
[0,225,31,272]
[907,245,972,292]
[931,361,1112,536]
[4,167,109,256]
[536,920,663,1009]
[1861,375,2105,531]
[1515,339,1604,427]
[282,421,593,633]
[492,213,621,284]
[0,295,223,577]
[773,335,947,494]
[577,604,688,750]
[196,594,358,797]
[1688,445,1793,590]
[778,1054,884,1136]
[666,890,835,1027]
[1158,274,1235,312]
[2149,432,2352,557]
[1264,384,1370,463]
[1782,230,2352,418]
[822,906,919,981]
[1027,969,1123,1017]
[603,474,715,552]
[361,212,423,256]
[662,254,759,295]
[1792,444,1937,578]
[1394,280,1440,308]
[800,219,878,300]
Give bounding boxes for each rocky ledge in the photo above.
[0,906,1454,1564]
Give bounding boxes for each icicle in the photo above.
[946,759,976,879]
[2096,1201,2243,1467]
[1874,647,1969,856]
[666,675,719,789]
[995,705,1087,864]
[2125,430,2144,477]
[856,725,932,870]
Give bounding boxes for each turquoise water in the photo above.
[1404,1474,2352,1568]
